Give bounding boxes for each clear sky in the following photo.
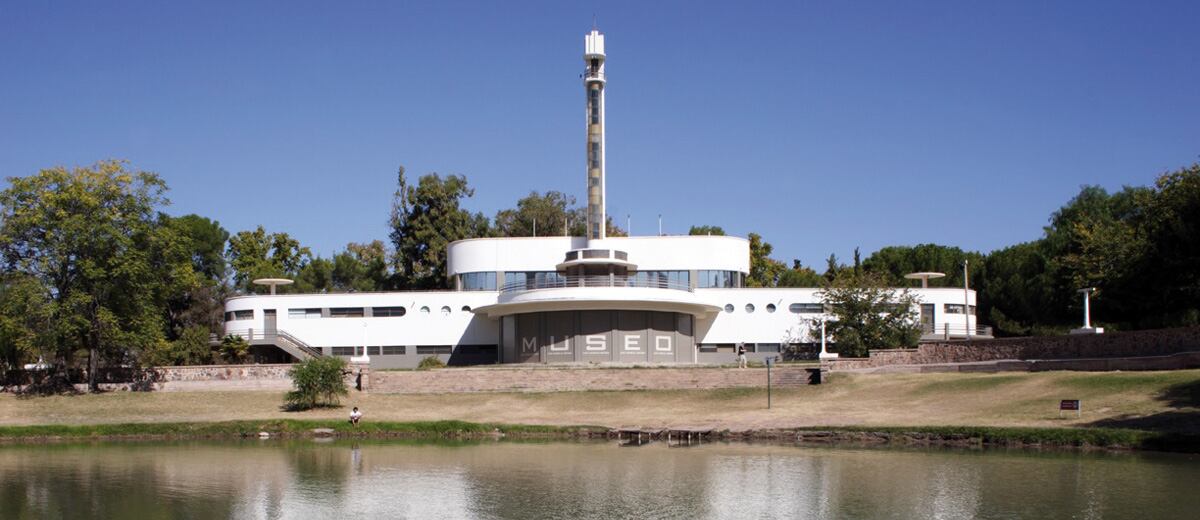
[2,1,1197,269]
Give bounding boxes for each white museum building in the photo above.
[222,29,988,369]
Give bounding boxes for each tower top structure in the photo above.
[583,28,607,240]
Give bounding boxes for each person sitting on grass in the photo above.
[349,407,363,426]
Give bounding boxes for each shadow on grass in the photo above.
[1086,378,1200,434]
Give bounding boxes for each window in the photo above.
[460,272,497,291]
[698,344,719,353]
[945,304,966,315]
[698,270,742,288]
[330,347,357,356]
[440,306,451,316]
[766,303,776,313]
[228,310,253,321]
[329,307,364,318]
[461,306,472,312]
[788,303,825,314]
[381,345,406,355]
[724,304,734,313]
[419,306,430,314]
[589,88,600,123]
[504,271,565,289]
[417,345,452,355]
[367,346,380,356]
[288,308,321,319]
[372,306,406,317]
[225,310,254,321]
[590,142,601,168]
[745,303,755,313]
[756,343,782,353]
[632,271,689,289]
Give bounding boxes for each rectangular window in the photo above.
[698,270,739,288]
[944,304,965,315]
[367,346,380,356]
[590,89,600,124]
[755,343,782,353]
[460,272,497,291]
[330,347,356,356]
[381,345,406,355]
[371,306,407,317]
[788,303,824,314]
[698,344,719,353]
[416,345,452,355]
[329,307,364,318]
[288,308,321,319]
[226,310,253,321]
[590,143,601,168]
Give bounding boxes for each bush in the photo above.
[220,334,250,364]
[284,356,348,411]
[417,356,446,370]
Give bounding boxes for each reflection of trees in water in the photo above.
[284,441,353,498]
[0,444,238,519]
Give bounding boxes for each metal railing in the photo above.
[500,274,691,294]
[216,328,324,359]
[921,323,995,339]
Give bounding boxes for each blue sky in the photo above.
[2,1,1197,269]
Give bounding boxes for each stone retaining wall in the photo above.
[370,365,820,394]
[825,326,1200,372]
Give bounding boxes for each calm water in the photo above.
[1,440,1198,519]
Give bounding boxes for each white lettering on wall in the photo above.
[521,337,537,353]
[549,335,569,352]
[585,335,607,351]
[655,335,672,352]
[624,336,641,351]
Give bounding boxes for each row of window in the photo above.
[698,343,784,353]
[328,345,452,356]
[720,302,823,314]
[697,270,744,288]
[944,304,977,316]
[225,306,473,322]
[461,272,497,291]
[633,270,689,288]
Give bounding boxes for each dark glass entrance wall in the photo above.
[500,310,696,364]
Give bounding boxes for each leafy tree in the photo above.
[811,271,921,357]
[747,232,785,287]
[0,274,51,371]
[495,191,582,236]
[777,260,824,287]
[227,226,311,292]
[688,225,726,236]
[0,160,195,390]
[389,166,491,289]
[285,356,348,411]
[335,240,390,291]
[296,257,334,293]
[982,241,1062,336]
[163,214,230,338]
[861,244,984,288]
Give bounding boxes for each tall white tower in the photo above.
[584,28,607,240]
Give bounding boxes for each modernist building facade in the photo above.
[222,28,986,368]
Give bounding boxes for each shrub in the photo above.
[417,356,446,370]
[285,356,348,411]
[220,334,250,364]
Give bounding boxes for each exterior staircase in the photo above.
[212,328,323,361]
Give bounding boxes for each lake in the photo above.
[1,439,1197,519]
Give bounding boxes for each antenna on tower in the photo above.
[592,13,597,30]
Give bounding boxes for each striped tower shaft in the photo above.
[584,29,606,240]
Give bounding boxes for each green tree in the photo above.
[0,274,51,371]
[861,244,984,288]
[777,260,824,287]
[219,334,250,364]
[0,160,195,390]
[163,214,230,338]
[811,271,921,357]
[495,191,582,236]
[227,226,311,292]
[688,225,726,236]
[389,166,491,289]
[285,356,349,411]
[747,232,785,287]
[296,257,334,293]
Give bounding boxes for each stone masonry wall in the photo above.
[369,365,818,394]
[825,326,1200,371]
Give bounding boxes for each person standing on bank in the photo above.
[737,343,747,369]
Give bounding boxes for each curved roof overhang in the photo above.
[472,287,720,319]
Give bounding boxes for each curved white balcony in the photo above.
[472,275,720,318]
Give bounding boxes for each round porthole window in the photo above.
[724,304,734,313]
[745,304,755,313]
[419,306,430,314]
[440,306,451,316]
[461,305,472,312]
[766,303,776,313]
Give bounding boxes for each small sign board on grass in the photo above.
[1060,399,1081,418]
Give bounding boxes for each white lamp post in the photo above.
[1070,288,1104,334]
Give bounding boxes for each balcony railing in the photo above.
[920,323,995,339]
[500,275,691,294]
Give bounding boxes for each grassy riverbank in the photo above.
[2,370,1197,450]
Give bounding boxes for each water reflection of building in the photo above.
[222,27,985,369]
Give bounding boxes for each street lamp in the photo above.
[1070,288,1104,334]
